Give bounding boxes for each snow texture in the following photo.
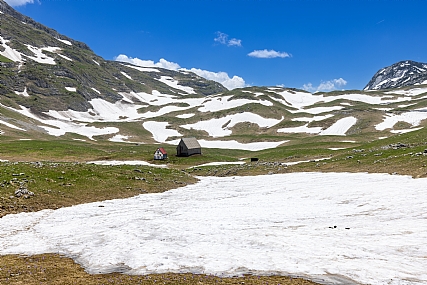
[87,160,167,168]
[157,76,196,94]
[0,119,26,131]
[375,112,427,130]
[14,87,30,97]
[181,113,283,137]
[319,117,357,136]
[143,121,182,142]
[167,139,288,151]
[278,117,356,136]
[1,172,426,285]
[56,38,72,46]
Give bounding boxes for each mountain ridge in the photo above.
[1,0,427,151]
[0,0,226,114]
[364,60,427,90]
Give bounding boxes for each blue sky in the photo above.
[8,0,427,91]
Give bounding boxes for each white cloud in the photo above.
[248,49,291,58]
[302,78,348,92]
[4,0,34,6]
[228,38,242,47]
[115,54,246,90]
[115,54,180,71]
[185,68,246,90]
[214,31,242,47]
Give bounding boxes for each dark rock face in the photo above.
[364,60,427,90]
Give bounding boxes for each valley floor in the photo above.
[1,172,426,285]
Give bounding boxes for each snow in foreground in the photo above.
[1,172,426,285]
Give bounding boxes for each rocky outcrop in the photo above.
[364,60,427,90]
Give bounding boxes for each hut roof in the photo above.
[180,138,201,149]
[157,147,167,154]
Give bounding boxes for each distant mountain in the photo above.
[364,60,427,90]
[2,0,427,150]
[0,0,226,113]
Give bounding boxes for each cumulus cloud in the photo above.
[248,49,291,58]
[4,0,35,6]
[214,32,242,47]
[115,54,246,90]
[185,68,246,90]
[115,54,180,70]
[302,78,348,92]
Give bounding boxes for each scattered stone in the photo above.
[133,176,146,181]
[389,142,408,149]
[15,187,34,198]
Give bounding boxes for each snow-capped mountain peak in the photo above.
[364,60,427,90]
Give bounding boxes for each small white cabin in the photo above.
[154,147,167,160]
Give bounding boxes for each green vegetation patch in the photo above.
[0,54,13,63]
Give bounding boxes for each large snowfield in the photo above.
[1,172,426,285]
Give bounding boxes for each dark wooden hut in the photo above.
[176,138,201,157]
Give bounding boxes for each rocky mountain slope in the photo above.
[0,0,226,114]
[364,60,427,90]
[1,0,427,152]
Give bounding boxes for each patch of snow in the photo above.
[291,114,334,122]
[190,161,246,168]
[91,88,101,94]
[374,108,393,111]
[167,139,288,151]
[176,113,195,119]
[157,76,196,94]
[14,87,29,97]
[143,121,182,143]
[0,36,23,62]
[87,160,166,168]
[182,113,283,137]
[57,54,73,61]
[291,106,344,115]
[385,87,427,96]
[2,172,426,285]
[270,89,410,112]
[121,71,132,80]
[284,158,331,166]
[391,70,408,82]
[390,127,423,134]
[319,117,357,136]
[0,104,119,140]
[65,87,76,92]
[375,112,427,131]
[46,98,145,122]
[0,119,26,131]
[198,95,273,113]
[124,64,160,73]
[277,124,322,134]
[73,138,86,142]
[328,148,347,150]
[398,103,416,108]
[93,60,100,66]
[57,38,72,46]
[108,134,130,143]
[25,45,60,65]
